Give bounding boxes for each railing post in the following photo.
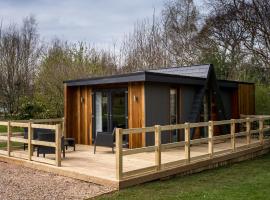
[155,125,161,171]
[62,117,65,137]
[231,119,236,151]
[259,117,264,145]
[7,121,11,157]
[208,121,214,158]
[28,122,33,161]
[55,124,61,167]
[116,128,123,180]
[246,118,251,145]
[185,123,190,163]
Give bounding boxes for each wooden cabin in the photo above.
[64,64,255,148]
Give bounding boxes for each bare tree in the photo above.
[203,0,270,82]
[120,13,168,72]
[161,0,200,66]
[0,16,41,114]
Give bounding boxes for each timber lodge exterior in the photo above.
[64,64,255,148]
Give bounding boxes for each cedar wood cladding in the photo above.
[65,85,92,145]
[64,64,255,147]
[64,82,255,146]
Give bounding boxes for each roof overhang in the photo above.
[64,65,253,88]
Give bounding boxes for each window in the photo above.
[170,88,178,142]
[170,89,177,124]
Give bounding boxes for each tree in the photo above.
[202,0,270,82]
[120,0,201,71]
[0,16,41,115]
[161,0,200,66]
[35,40,117,118]
[120,15,167,72]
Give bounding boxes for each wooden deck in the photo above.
[0,116,270,189]
[1,137,269,189]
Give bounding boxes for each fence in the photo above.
[0,119,63,167]
[115,116,270,180]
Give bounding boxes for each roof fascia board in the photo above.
[65,72,146,86]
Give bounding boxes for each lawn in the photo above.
[96,153,270,200]
[0,141,23,148]
[0,125,6,133]
[0,125,24,133]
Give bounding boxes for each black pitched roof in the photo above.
[147,64,210,78]
[64,64,253,87]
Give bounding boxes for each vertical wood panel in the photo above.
[238,84,255,115]
[77,87,81,144]
[64,84,68,139]
[231,88,239,119]
[64,85,92,145]
[141,84,145,147]
[128,82,145,148]
[88,88,92,145]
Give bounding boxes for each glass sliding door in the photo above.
[111,91,126,130]
[93,89,128,142]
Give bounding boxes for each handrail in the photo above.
[0,121,62,167]
[115,115,270,180]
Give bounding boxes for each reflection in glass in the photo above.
[111,92,126,129]
[95,92,109,133]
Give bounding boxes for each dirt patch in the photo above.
[0,161,115,200]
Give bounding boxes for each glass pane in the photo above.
[111,91,126,129]
[95,92,109,133]
[95,92,102,133]
[170,89,177,124]
[102,93,109,132]
[170,89,178,142]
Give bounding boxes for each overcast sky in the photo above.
[0,0,204,49]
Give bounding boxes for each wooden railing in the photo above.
[0,120,62,167]
[115,116,270,180]
[14,118,65,137]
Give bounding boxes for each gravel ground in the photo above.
[0,161,115,200]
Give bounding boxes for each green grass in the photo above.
[96,153,270,200]
[0,125,24,133]
[0,142,7,148]
[0,141,23,148]
[0,125,6,133]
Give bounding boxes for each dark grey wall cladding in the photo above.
[178,85,197,140]
[179,86,197,123]
[145,83,171,146]
[220,88,233,119]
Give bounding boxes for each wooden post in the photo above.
[155,125,161,171]
[259,117,264,145]
[246,118,251,145]
[208,121,214,158]
[62,117,65,137]
[7,121,11,157]
[28,122,33,161]
[231,119,236,151]
[55,124,61,167]
[185,123,190,163]
[116,128,123,180]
